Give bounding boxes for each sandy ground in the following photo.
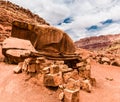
[0,62,59,102]
[0,59,120,102]
[81,62,120,102]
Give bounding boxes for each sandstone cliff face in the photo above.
[75,34,120,51]
[0,0,49,41]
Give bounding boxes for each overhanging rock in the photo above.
[11,21,75,54]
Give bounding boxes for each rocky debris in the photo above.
[13,54,95,94]
[75,37,120,68]
[111,57,120,66]
[44,72,63,87]
[80,79,92,93]
[11,21,75,54]
[11,47,95,102]
[105,77,114,81]
[101,57,110,64]
[90,52,120,67]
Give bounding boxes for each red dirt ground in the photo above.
[81,62,120,102]
[0,62,59,102]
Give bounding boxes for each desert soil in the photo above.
[81,62,120,102]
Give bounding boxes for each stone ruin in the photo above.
[2,21,96,102]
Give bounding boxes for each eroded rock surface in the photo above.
[11,21,75,54]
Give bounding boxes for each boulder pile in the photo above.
[91,52,120,67]
[13,56,96,102]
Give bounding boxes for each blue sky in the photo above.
[8,0,120,41]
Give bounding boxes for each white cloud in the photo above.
[8,0,120,41]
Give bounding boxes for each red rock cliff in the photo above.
[75,34,120,50]
[0,0,49,41]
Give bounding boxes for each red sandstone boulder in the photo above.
[11,21,75,54]
[2,37,36,63]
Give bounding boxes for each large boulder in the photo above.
[2,37,36,64]
[11,21,75,54]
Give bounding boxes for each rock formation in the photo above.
[0,0,49,42]
[11,21,75,54]
[75,34,120,51]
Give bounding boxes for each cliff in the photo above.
[0,0,49,41]
[75,34,120,51]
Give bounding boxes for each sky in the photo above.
[8,0,120,41]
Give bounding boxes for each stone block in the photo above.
[63,70,79,83]
[36,57,46,63]
[65,78,80,91]
[59,92,64,101]
[80,79,92,93]
[78,65,91,79]
[35,64,40,72]
[101,57,110,63]
[90,77,96,87]
[59,64,73,73]
[61,68,73,73]
[22,60,28,71]
[43,72,63,87]
[63,72,72,83]
[86,58,91,64]
[2,37,36,64]
[50,64,59,74]
[85,64,91,70]
[13,62,23,73]
[64,89,80,102]
[27,64,36,73]
[71,70,79,80]
[79,70,91,79]
[42,67,50,74]
[55,61,64,65]
[76,62,85,68]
